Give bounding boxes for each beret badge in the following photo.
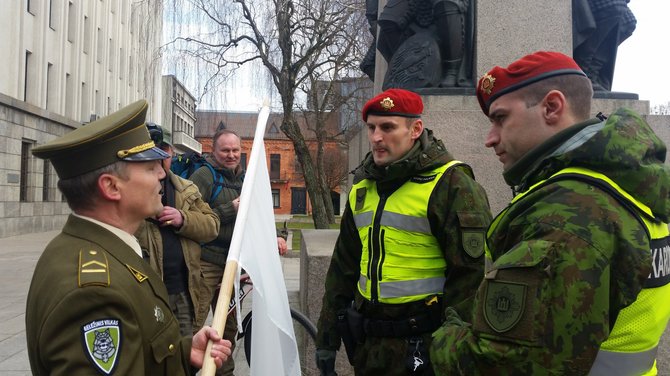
[380,97,395,111]
[480,73,495,95]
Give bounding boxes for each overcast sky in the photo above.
[612,0,668,106]
[164,0,667,110]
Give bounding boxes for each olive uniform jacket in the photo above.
[26,215,194,375]
[136,171,220,329]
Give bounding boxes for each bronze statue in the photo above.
[573,0,636,91]
[360,0,475,90]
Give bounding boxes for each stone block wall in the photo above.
[0,94,73,238]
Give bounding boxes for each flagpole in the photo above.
[200,259,238,375]
[200,104,271,376]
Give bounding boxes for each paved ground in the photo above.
[1,231,669,375]
[0,230,300,376]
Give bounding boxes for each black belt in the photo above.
[363,308,441,338]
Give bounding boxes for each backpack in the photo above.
[170,151,225,205]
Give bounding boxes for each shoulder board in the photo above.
[78,248,110,288]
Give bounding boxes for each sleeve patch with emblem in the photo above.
[81,318,121,375]
[484,281,526,333]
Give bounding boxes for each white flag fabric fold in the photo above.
[227,104,300,376]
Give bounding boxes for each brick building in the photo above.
[195,110,348,216]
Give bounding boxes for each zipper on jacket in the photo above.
[370,193,388,303]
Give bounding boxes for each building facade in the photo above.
[161,75,201,154]
[195,111,347,216]
[0,0,163,237]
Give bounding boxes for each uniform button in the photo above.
[168,344,175,352]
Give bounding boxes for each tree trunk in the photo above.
[280,114,331,229]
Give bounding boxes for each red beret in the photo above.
[476,51,587,116]
[362,88,423,122]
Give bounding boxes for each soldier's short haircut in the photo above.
[58,161,129,211]
[520,75,593,120]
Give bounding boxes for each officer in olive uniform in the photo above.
[25,100,231,375]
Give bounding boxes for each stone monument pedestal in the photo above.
[421,95,651,213]
[299,229,353,376]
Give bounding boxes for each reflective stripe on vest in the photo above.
[358,275,447,299]
[351,160,461,304]
[589,349,658,376]
[487,166,670,375]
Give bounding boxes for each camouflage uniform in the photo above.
[430,109,670,374]
[317,129,491,375]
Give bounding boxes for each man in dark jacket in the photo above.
[136,123,220,336]
[315,88,492,375]
[430,51,670,375]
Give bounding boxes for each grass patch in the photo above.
[276,219,340,252]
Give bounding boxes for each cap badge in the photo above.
[380,97,395,111]
[480,73,496,95]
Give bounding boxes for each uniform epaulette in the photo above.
[78,248,110,287]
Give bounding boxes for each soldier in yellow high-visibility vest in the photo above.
[430,51,670,375]
[315,88,492,375]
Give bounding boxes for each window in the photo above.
[272,189,280,208]
[128,54,134,86]
[67,2,75,43]
[46,63,57,111]
[108,38,113,72]
[27,0,36,15]
[42,160,51,201]
[95,89,101,117]
[83,16,90,54]
[240,153,247,169]
[20,141,32,202]
[119,48,124,79]
[49,0,55,29]
[96,27,103,63]
[65,73,73,117]
[270,154,280,180]
[81,82,89,122]
[24,50,32,102]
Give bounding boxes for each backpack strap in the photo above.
[204,163,225,205]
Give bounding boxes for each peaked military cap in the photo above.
[362,88,423,122]
[33,99,169,179]
[477,51,587,116]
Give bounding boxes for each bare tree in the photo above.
[322,147,350,192]
[296,77,373,223]
[166,0,370,228]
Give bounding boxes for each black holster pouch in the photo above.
[336,306,366,365]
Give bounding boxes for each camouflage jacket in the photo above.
[430,109,670,375]
[316,129,492,352]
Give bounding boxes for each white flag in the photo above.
[227,104,300,376]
